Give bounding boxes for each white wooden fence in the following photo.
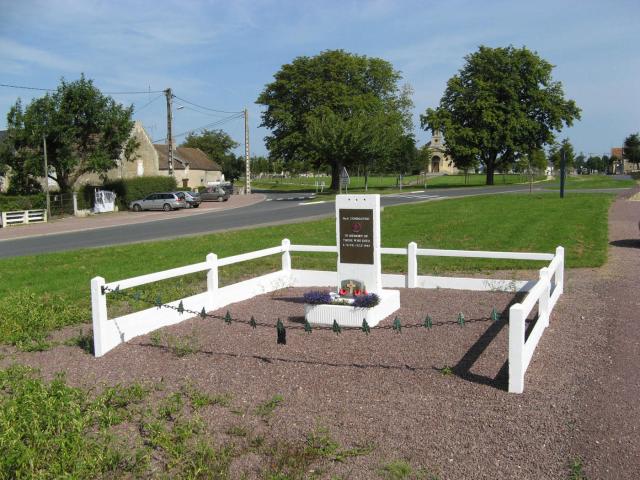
[91,240,564,393]
[0,209,47,227]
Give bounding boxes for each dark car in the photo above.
[200,186,230,202]
[129,192,186,211]
[175,191,201,208]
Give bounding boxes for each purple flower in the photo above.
[353,293,380,308]
[303,291,333,305]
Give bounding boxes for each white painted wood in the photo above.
[104,261,209,291]
[289,245,337,253]
[91,276,108,357]
[416,248,554,261]
[407,242,417,288]
[290,269,337,287]
[380,247,408,255]
[508,304,526,393]
[217,245,284,267]
[281,239,291,272]
[523,315,547,371]
[206,253,218,311]
[0,209,47,226]
[539,268,551,327]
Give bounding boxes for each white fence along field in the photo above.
[91,240,564,393]
[0,209,47,227]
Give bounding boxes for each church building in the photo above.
[426,130,458,174]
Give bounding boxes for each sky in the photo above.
[1,0,639,159]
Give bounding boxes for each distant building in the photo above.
[426,130,458,174]
[610,147,639,174]
[77,121,223,189]
[0,130,7,192]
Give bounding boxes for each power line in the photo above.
[175,104,234,118]
[152,113,244,143]
[134,93,164,113]
[0,82,164,95]
[173,95,243,114]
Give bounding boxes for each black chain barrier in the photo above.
[102,285,502,345]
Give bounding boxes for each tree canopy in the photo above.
[623,133,640,169]
[549,138,576,171]
[181,129,243,181]
[0,75,137,193]
[421,45,581,185]
[256,49,414,189]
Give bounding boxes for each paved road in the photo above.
[0,184,624,258]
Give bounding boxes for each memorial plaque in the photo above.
[339,208,374,264]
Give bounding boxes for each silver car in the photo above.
[129,192,186,211]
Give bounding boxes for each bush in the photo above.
[81,176,178,210]
[0,194,46,212]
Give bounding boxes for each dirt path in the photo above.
[572,188,640,479]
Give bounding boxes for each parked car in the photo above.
[200,186,230,202]
[175,191,201,208]
[129,192,186,211]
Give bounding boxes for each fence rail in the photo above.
[0,209,47,227]
[92,240,564,393]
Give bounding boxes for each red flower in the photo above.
[339,288,347,295]
[354,289,361,296]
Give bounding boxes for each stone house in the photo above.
[610,147,637,174]
[77,121,223,189]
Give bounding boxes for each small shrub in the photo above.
[380,459,413,480]
[226,425,249,437]
[255,394,284,418]
[64,328,94,354]
[0,193,45,211]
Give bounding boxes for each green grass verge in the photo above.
[543,175,636,190]
[243,173,544,193]
[0,364,372,479]
[0,193,613,347]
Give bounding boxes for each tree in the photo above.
[256,49,413,190]
[181,129,241,181]
[421,45,581,185]
[549,139,575,172]
[623,133,640,169]
[0,76,137,193]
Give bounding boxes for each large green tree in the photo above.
[256,49,414,190]
[181,129,242,181]
[421,45,581,185]
[623,133,640,169]
[0,76,137,193]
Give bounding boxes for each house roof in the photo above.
[154,145,222,171]
[611,147,624,159]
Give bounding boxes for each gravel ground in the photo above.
[2,188,638,479]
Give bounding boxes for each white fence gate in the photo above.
[1,209,47,227]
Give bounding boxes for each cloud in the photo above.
[0,38,84,72]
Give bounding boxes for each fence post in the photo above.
[539,267,551,327]
[407,242,418,288]
[206,253,218,311]
[281,238,291,272]
[0,212,5,227]
[24,210,29,224]
[508,303,526,393]
[91,276,108,358]
[555,246,564,295]
[72,192,78,216]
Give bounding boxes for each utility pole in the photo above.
[164,88,174,175]
[244,108,251,194]
[560,150,566,199]
[42,134,51,218]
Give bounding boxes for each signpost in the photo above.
[339,167,350,194]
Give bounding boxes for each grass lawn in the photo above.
[543,174,637,190]
[0,193,613,347]
[242,173,544,192]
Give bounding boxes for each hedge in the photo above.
[0,194,46,212]
[81,176,178,210]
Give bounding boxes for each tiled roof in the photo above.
[611,147,624,158]
[154,145,222,171]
